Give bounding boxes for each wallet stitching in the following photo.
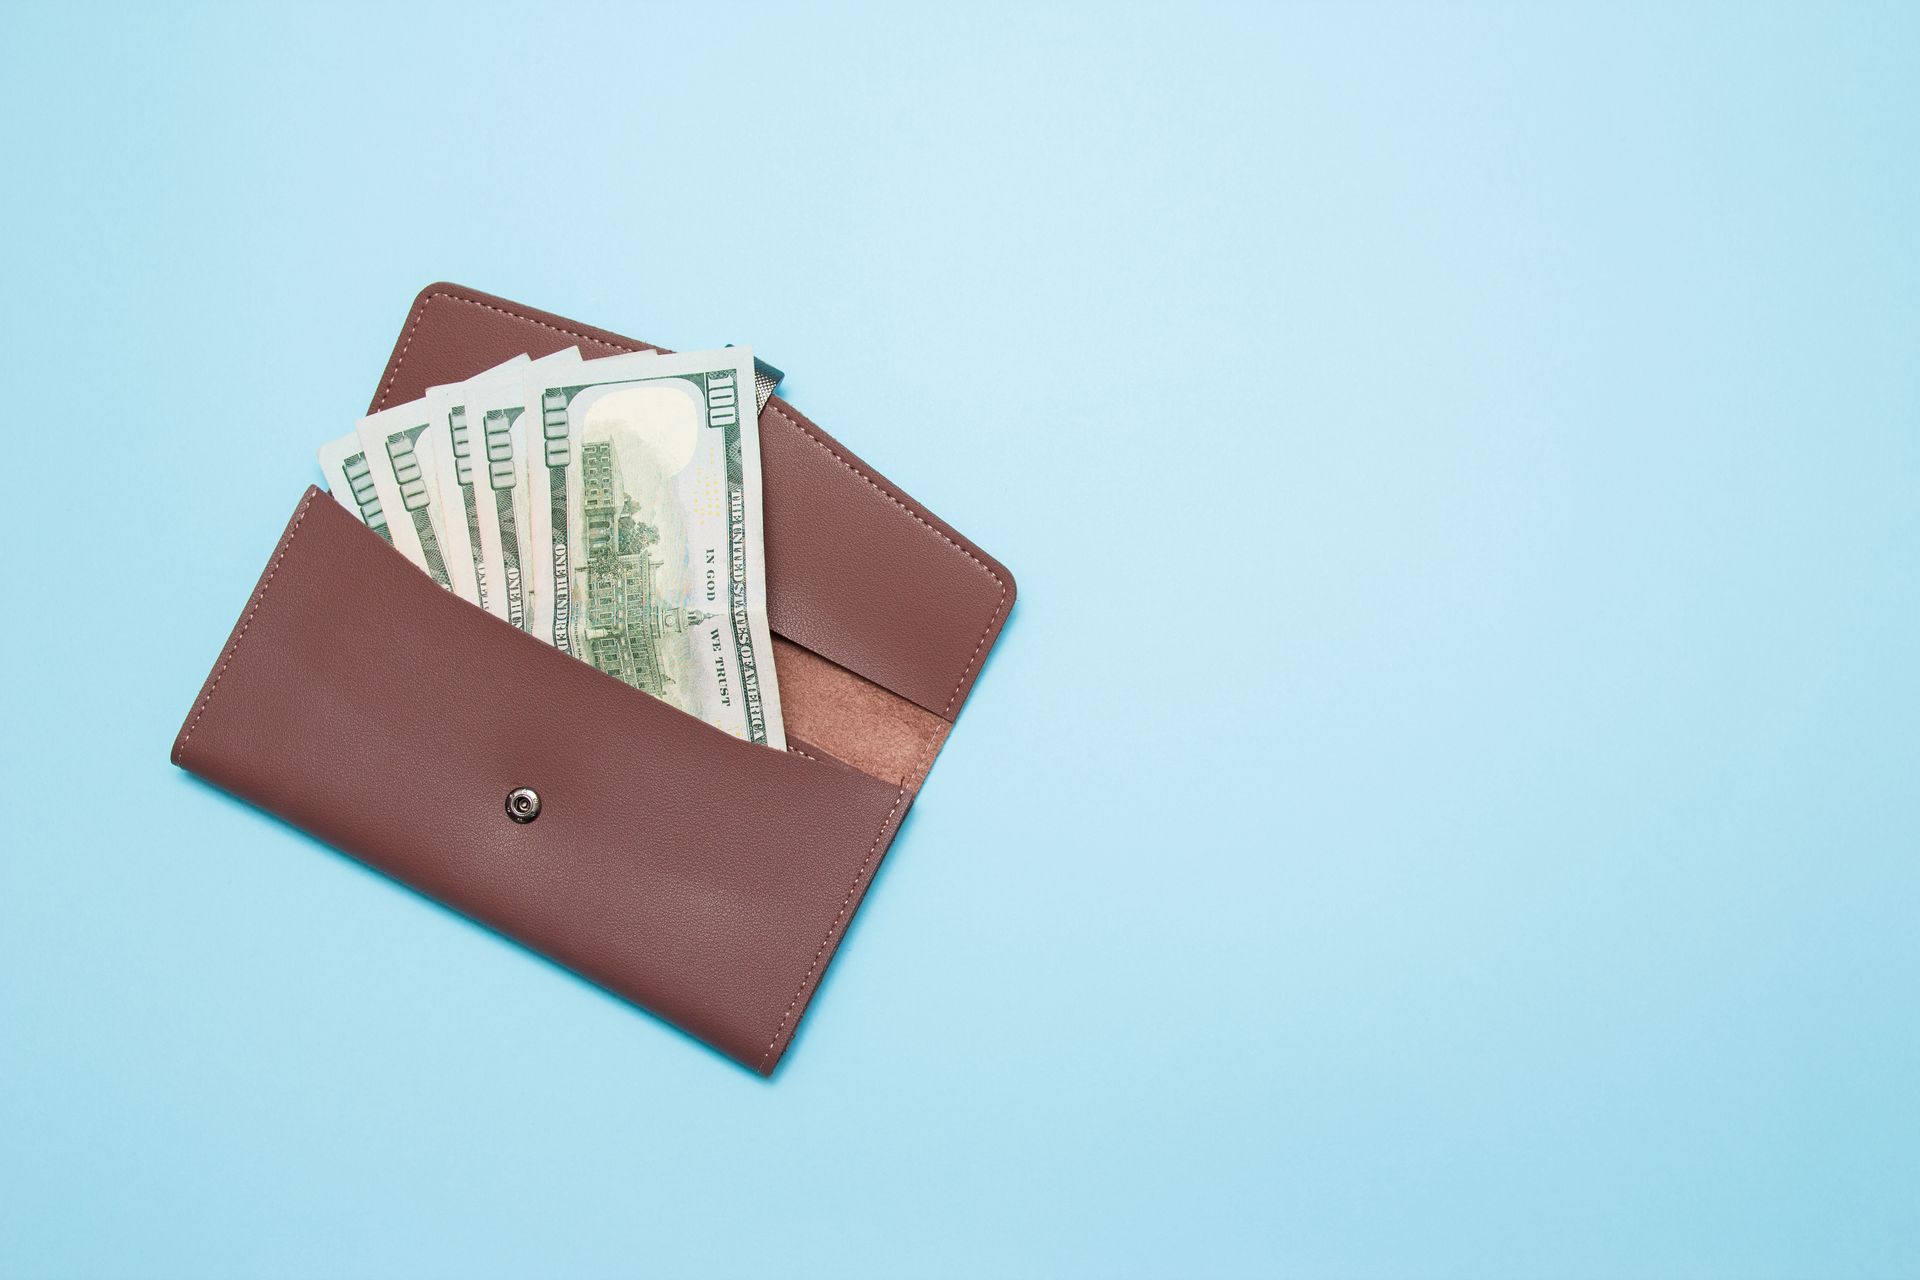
[761,401,1009,719]
[759,784,908,1072]
[373,299,432,412]
[174,490,318,759]
[377,291,656,409]
[385,290,1009,721]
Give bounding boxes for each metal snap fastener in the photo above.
[505,787,541,824]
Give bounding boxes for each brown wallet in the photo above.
[170,283,1016,1075]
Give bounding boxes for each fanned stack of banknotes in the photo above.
[318,346,789,749]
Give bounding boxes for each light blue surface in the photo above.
[3,4,1916,1276]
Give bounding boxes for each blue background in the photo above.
[2,3,1915,1276]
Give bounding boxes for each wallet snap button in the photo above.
[505,787,541,824]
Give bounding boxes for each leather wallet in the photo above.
[170,284,1016,1074]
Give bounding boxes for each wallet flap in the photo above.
[369,284,1015,723]
[173,489,912,1075]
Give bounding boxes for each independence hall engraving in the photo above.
[580,440,714,697]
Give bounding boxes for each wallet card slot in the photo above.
[174,489,914,1074]
[771,637,948,790]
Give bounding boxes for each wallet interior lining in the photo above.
[770,637,949,789]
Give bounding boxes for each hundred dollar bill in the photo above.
[526,346,785,746]
[318,432,393,542]
[456,348,581,629]
[423,386,485,606]
[425,356,537,617]
[355,400,455,590]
